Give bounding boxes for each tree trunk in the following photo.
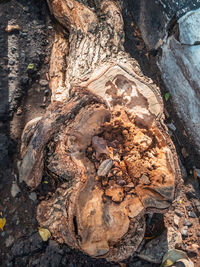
[19,0,181,262]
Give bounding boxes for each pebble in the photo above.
[39,79,48,87]
[1,232,5,237]
[196,231,200,237]
[167,122,176,131]
[40,103,46,108]
[11,182,20,197]
[9,60,15,66]
[188,211,196,218]
[5,236,14,247]
[175,210,183,217]
[140,174,151,185]
[174,215,180,227]
[11,47,17,53]
[29,192,37,202]
[16,107,22,116]
[97,159,113,177]
[117,180,126,186]
[184,220,193,227]
[44,89,49,96]
[181,226,188,237]
[48,26,53,30]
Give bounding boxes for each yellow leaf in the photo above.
[0,217,6,231]
[163,259,173,266]
[43,181,48,184]
[38,227,51,241]
[179,199,182,204]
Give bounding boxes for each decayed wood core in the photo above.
[19,0,181,262]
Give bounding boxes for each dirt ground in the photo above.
[0,0,199,266]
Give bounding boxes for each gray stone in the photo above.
[29,192,37,202]
[9,60,15,66]
[11,182,20,198]
[184,220,193,227]
[44,89,49,96]
[174,215,180,227]
[39,79,49,87]
[138,227,182,264]
[1,232,5,237]
[188,211,196,218]
[5,236,14,248]
[181,226,188,237]
[20,32,27,38]
[175,210,183,217]
[196,231,200,237]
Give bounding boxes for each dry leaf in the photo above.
[38,227,51,241]
[0,217,6,231]
[5,24,21,33]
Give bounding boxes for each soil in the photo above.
[0,0,199,266]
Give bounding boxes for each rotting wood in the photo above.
[19,0,181,262]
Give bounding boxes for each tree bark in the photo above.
[19,0,181,262]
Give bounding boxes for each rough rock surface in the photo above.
[125,0,200,161]
[157,9,200,158]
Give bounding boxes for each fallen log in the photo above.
[19,0,181,262]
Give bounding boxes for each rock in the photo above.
[179,9,200,45]
[19,32,27,38]
[186,244,199,255]
[188,211,196,218]
[11,182,21,197]
[29,192,37,202]
[9,60,15,66]
[196,231,200,237]
[39,79,49,87]
[16,107,22,116]
[1,232,5,237]
[40,240,63,266]
[40,103,46,108]
[11,232,44,257]
[138,227,182,264]
[11,47,17,53]
[126,1,200,158]
[97,159,113,177]
[175,210,183,217]
[44,89,49,96]
[162,249,194,267]
[184,220,193,227]
[5,236,14,247]
[140,174,151,185]
[158,22,200,158]
[174,214,180,227]
[167,227,183,250]
[167,122,176,131]
[181,226,188,237]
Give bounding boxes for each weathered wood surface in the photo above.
[19,0,181,262]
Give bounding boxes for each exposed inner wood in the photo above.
[19,0,181,262]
